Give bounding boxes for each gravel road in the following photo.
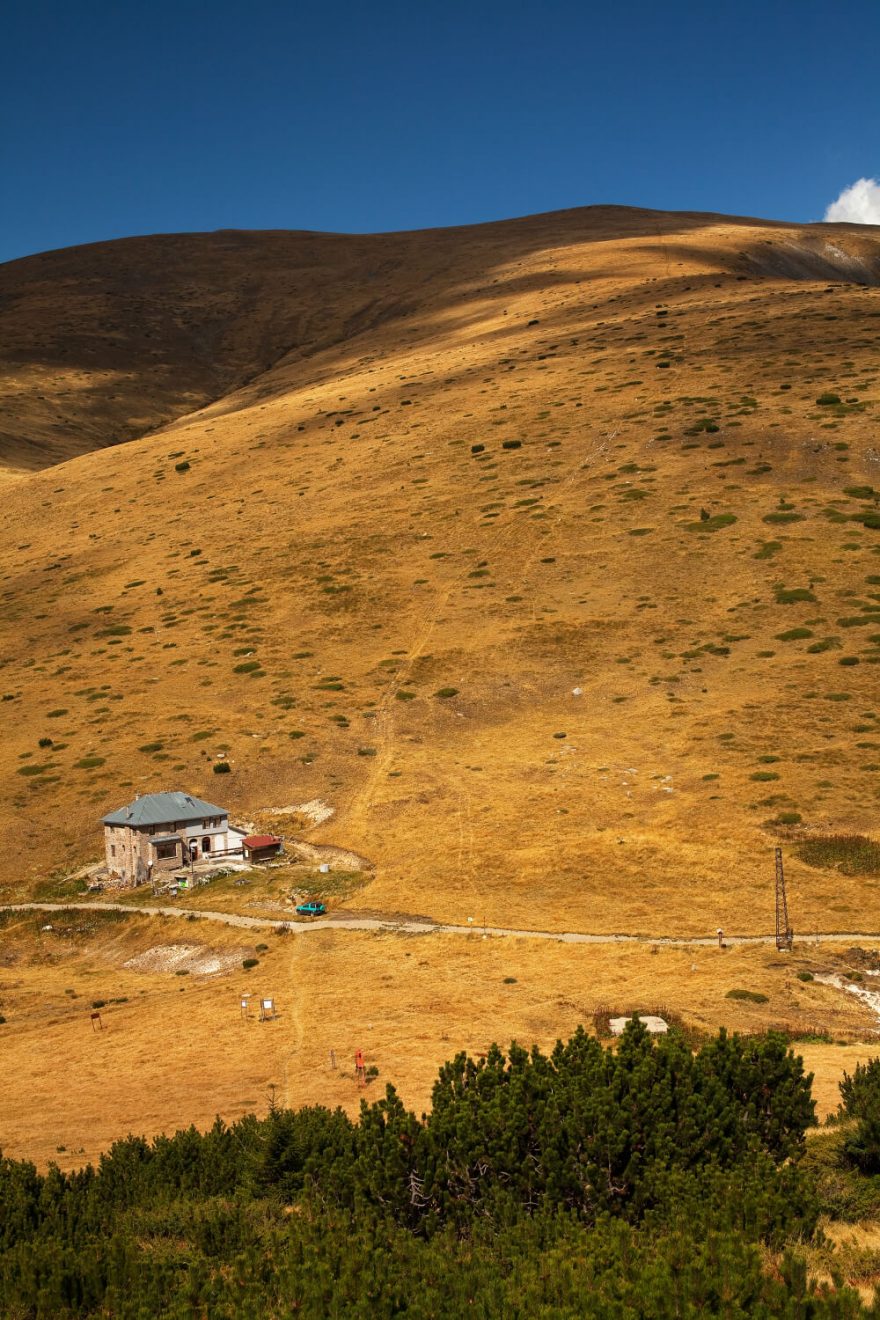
[1,902,875,948]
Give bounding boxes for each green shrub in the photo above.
[726,989,769,1003]
[775,586,816,605]
[763,512,804,524]
[687,513,737,533]
[213,761,232,774]
[175,460,191,472]
[434,687,459,699]
[816,393,842,406]
[796,834,880,875]
[242,958,259,969]
[501,439,522,450]
[797,972,814,982]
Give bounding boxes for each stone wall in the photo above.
[104,825,180,885]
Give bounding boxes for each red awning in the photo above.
[243,834,281,849]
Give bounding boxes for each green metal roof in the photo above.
[102,791,228,828]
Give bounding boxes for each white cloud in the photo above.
[824,177,880,225]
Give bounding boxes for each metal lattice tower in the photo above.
[775,847,793,951]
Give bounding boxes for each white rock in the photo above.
[609,1015,668,1036]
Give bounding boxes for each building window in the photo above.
[155,841,177,860]
[110,844,116,858]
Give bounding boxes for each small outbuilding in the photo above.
[242,834,283,864]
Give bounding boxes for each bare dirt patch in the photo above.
[268,799,336,826]
[123,943,250,975]
[287,840,373,871]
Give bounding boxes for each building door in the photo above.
[202,836,211,855]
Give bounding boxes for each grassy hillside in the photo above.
[3,204,880,946]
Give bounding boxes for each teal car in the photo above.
[295,900,326,916]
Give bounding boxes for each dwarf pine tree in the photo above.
[0,1023,868,1317]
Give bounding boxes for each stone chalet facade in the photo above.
[101,791,244,886]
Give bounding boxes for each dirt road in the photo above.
[1,901,876,948]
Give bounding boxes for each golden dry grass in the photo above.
[800,1042,880,1120]
[4,205,880,1162]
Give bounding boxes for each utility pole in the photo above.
[775,847,793,951]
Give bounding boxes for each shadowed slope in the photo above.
[2,206,878,471]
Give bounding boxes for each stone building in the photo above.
[101,790,243,885]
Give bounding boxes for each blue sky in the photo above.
[2,0,879,263]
